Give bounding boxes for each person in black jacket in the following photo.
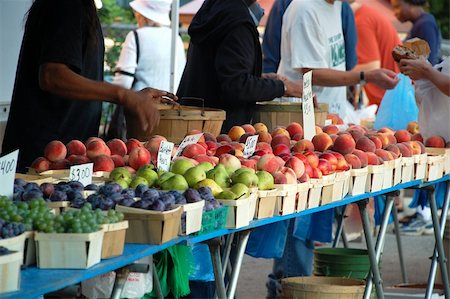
[177,0,302,132]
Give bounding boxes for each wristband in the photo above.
[359,71,366,86]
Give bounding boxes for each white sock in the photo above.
[416,206,431,222]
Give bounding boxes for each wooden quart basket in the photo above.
[253,102,328,131]
[126,103,226,143]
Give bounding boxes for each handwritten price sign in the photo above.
[302,71,316,140]
[69,163,93,186]
[157,141,174,171]
[0,150,18,199]
[243,135,259,158]
[174,133,203,157]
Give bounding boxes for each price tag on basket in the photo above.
[243,135,259,158]
[157,140,174,171]
[302,71,316,140]
[69,163,93,186]
[174,133,203,157]
[0,150,18,199]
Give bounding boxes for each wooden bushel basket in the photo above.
[253,102,328,131]
[126,103,226,144]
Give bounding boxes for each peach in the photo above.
[327,113,344,125]
[355,136,376,153]
[67,154,91,166]
[273,144,291,157]
[310,167,323,179]
[188,130,206,144]
[407,121,420,134]
[144,135,167,155]
[256,142,273,154]
[31,157,50,173]
[385,133,397,146]
[92,154,115,172]
[257,131,272,143]
[375,149,394,161]
[86,139,111,159]
[279,153,291,162]
[271,127,290,138]
[124,165,137,175]
[303,162,313,177]
[280,166,298,184]
[66,140,86,156]
[333,133,355,155]
[107,138,127,157]
[373,133,389,148]
[415,141,426,154]
[322,125,340,135]
[352,149,368,168]
[197,142,208,150]
[304,151,319,168]
[272,171,288,184]
[286,122,303,140]
[292,139,315,153]
[366,152,381,165]
[257,153,282,173]
[193,154,218,166]
[292,133,304,142]
[396,143,413,157]
[312,133,333,152]
[298,172,310,183]
[205,141,219,155]
[411,133,424,143]
[219,153,242,174]
[319,152,338,171]
[49,159,70,170]
[182,143,207,158]
[242,124,256,134]
[425,135,446,148]
[239,133,254,143]
[111,154,125,167]
[344,154,362,169]
[385,144,400,156]
[315,126,323,135]
[389,151,399,159]
[241,158,257,170]
[217,134,232,143]
[230,142,244,152]
[369,136,383,150]
[329,134,338,143]
[44,140,67,162]
[126,138,143,154]
[250,155,261,161]
[378,127,395,135]
[408,141,423,155]
[85,137,104,146]
[317,158,333,175]
[271,134,291,148]
[331,152,350,171]
[203,132,217,143]
[228,126,246,141]
[285,156,305,178]
[394,130,411,143]
[253,122,268,133]
[128,147,151,170]
[347,129,364,143]
[293,152,308,164]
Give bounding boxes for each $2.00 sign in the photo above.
[157,141,174,171]
[243,135,259,158]
[69,163,93,186]
[174,133,203,157]
[302,71,316,140]
[0,150,19,199]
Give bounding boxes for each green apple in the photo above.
[158,171,175,186]
[161,174,189,191]
[197,161,214,173]
[183,166,206,188]
[231,172,259,188]
[256,171,275,190]
[136,165,158,187]
[230,183,249,199]
[216,190,237,200]
[109,167,132,184]
[206,166,230,188]
[129,176,149,188]
[170,159,196,175]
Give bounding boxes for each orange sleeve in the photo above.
[356,18,381,64]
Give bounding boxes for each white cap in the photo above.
[130,0,171,26]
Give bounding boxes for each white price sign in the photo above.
[0,150,19,199]
[174,133,203,157]
[243,135,259,158]
[157,140,174,171]
[302,71,316,140]
[69,163,93,186]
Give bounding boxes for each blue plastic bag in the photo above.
[374,73,418,130]
[245,220,289,258]
[293,210,334,243]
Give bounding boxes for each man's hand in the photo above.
[283,79,303,98]
[262,73,287,81]
[366,69,399,90]
[399,58,431,81]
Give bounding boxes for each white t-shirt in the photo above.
[278,0,347,117]
[112,26,186,92]
[416,56,450,141]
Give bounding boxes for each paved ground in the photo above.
[236,232,438,298]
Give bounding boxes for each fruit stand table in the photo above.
[3,177,450,299]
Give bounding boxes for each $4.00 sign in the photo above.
[0,150,18,198]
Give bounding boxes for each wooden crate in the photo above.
[426,155,445,182]
[0,251,22,293]
[218,196,252,229]
[247,191,258,222]
[178,200,205,235]
[297,182,311,212]
[126,104,226,143]
[101,221,128,259]
[426,147,450,175]
[253,102,328,131]
[382,160,395,189]
[255,189,278,219]
[0,233,26,266]
[35,230,104,269]
[116,206,182,245]
[393,157,402,186]
[401,157,415,183]
[274,184,297,216]
[348,168,368,196]
[414,154,428,180]
[308,179,323,209]
[365,165,385,193]
[320,173,338,205]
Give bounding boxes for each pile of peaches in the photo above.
[30,120,448,186]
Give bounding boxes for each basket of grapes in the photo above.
[116,188,183,245]
[0,219,27,261]
[34,205,105,269]
[0,247,22,293]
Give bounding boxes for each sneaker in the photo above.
[399,213,427,236]
[423,221,434,235]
